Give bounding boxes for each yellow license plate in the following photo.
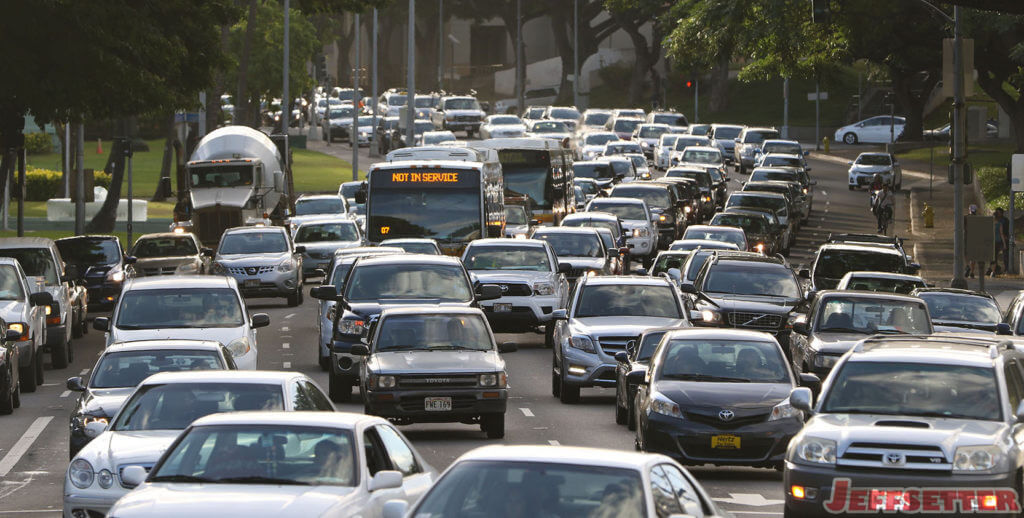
[711,435,741,449]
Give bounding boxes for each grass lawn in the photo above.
[6,201,174,219]
[897,140,1018,215]
[292,148,358,192]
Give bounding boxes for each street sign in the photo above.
[964,214,995,262]
[1012,154,1024,192]
[942,38,975,98]
[807,92,828,101]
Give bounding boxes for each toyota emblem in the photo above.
[499,284,509,293]
[718,410,735,421]
[883,453,906,466]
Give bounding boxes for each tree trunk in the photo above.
[550,6,574,105]
[85,136,126,233]
[236,0,258,128]
[976,66,1024,153]
[889,67,937,142]
[152,113,176,201]
[707,52,731,113]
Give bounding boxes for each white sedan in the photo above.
[479,114,526,139]
[107,412,436,518]
[834,115,906,145]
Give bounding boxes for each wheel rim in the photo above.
[845,133,856,144]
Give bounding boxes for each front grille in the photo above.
[839,442,949,471]
[117,463,154,489]
[455,115,479,122]
[307,251,330,260]
[597,335,639,355]
[678,436,774,460]
[684,411,769,429]
[397,394,477,412]
[142,266,177,276]
[398,374,478,389]
[727,312,782,330]
[227,266,275,275]
[195,208,242,246]
[497,283,532,296]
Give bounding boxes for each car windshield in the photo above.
[606,143,641,155]
[56,238,120,266]
[111,383,285,431]
[704,264,801,298]
[612,187,670,209]
[295,198,346,216]
[750,170,799,183]
[651,252,690,276]
[613,119,641,133]
[636,331,668,361]
[116,288,244,329]
[584,112,611,126]
[653,113,685,126]
[576,284,680,318]
[549,108,580,119]
[822,362,1000,420]
[681,149,721,164]
[919,293,1000,323]
[685,251,714,281]
[387,95,407,106]
[504,206,528,225]
[817,250,903,280]
[0,265,24,300]
[639,126,667,138]
[682,228,746,249]
[91,350,225,389]
[658,339,789,383]
[491,116,521,125]
[0,248,57,284]
[742,130,780,143]
[856,154,892,166]
[383,242,439,254]
[573,163,615,180]
[445,98,480,110]
[219,232,288,254]
[328,108,353,119]
[660,134,680,146]
[713,127,743,140]
[533,231,603,258]
[711,214,767,235]
[589,201,646,221]
[465,245,550,271]
[295,222,359,243]
[532,121,567,133]
[151,425,357,487]
[132,236,198,258]
[688,125,710,135]
[816,296,931,334]
[345,263,471,302]
[574,180,600,196]
[562,219,620,239]
[190,166,255,189]
[584,133,617,146]
[843,276,924,294]
[763,142,802,154]
[763,156,803,168]
[628,156,646,169]
[415,96,435,107]
[376,314,492,352]
[413,460,646,518]
[727,195,787,215]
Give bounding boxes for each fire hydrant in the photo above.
[922,203,935,228]
[822,136,830,154]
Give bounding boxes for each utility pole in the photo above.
[16,147,24,237]
[75,123,85,236]
[782,77,790,139]
[282,0,290,135]
[693,79,699,123]
[406,0,416,146]
[815,81,821,150]
[516,0,525,115]
[198,92,207,138]
[438,0,444,92]
[352,12,360,181]
[371,8,378,157]
[573,0,579,108]
[125,138,134,246]
[951,5,967,289]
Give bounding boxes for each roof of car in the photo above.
[380,306,486,318]
[380,238,438,245]
[840,271,923,281]
[850,336,1005,367]
[0,237,55,249]
[296,194,344,201]
[191,411,383,429]
[467,238,547,248]
[562,212,620,223]
[55,235,119,242]
[533,226,601,236]
[711,254,786,267]
[911,287,994,299]
[762,139,800,145]
[125,275,234,291]
[135,232,198,240]
[669,239,740,249]
[718,209,771,219]
[334,246,404,257]
[817,243,904,256]
[816,290,925,303]
[741,127,778,133]
[858,152,891,157]
[663,327,779,343]
[354,254,461,267]
[223,225,288,235]
[590,196,646,206]
[105,340,225,352]
[682,146,721,153]
[139,370,305,386]
[580,275,674,286]
[296,218,356,228]
[612,183,668,192]
[456,445,663,470]
[686,225,743,234]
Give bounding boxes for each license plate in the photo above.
[711,435,741,449]
[494,303,512,313]
[243,279,260,288]
[424,397,452,411]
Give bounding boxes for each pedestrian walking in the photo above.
[966,204,978,278]
[988,208,1010,277]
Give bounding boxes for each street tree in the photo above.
[965,10,1024,152]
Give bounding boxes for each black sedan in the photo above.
[632,328,818,468]
[911,287,1010,334]
[55,235,135,312]
[614,326,682,430]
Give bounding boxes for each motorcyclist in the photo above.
[872,182,894,232]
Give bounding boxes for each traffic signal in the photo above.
[685,80,693,88]
[811,0,830,23]
[316,56,327,82]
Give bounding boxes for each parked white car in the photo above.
[107,411,436,518]
[93,276,269,370]
[63,371,334,518]
[834,115,906,145]
[0,257,50,402]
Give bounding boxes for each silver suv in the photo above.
[211,226,305,306]
[785,334,1024,516]
[0,257,51,396]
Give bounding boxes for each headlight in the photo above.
[648,392,683,419]
[7,323,24,336]
[533,282,555,295]
[683,206,692,213]
[376,375,396,389]
[337,319,365,335]
[569,335,595,353]
[175,262,199,274]
[480,372,507,388]
[73,414,109,430]
[633,228,650,238]
[702,196,712,202]
[277,259,296,272]
[226,337,251,357]
[802,187,809,195]
[814,354,838,369]
[658,214,667,222]
[700,310,722,324]
[69,458,95,489]
[211,262,227,275]
[954,445,1001,472]
[793,436,837,465]
[96,469,114,489]
[769,399,802,421]
[755,243,765,253]
[107,269,124,283]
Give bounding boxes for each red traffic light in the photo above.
[685,80,693,88]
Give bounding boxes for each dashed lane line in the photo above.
[519,408,534,417]
[285,313,296,319]
[59,391,70,398]
[548,440,560,445]
[281,327,290,332]
[0,416,53,477]
[282,343,290,349]
[283,362,291,368]
[78,369,89,376]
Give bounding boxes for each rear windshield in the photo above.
[742,130,780,143]
[612,187,671,209]
[588,201,646,221]
[132,237,198,258]
[0,248,57,284]
[533,231,604,258]
[295,222,360,243]
[816,251,903,279]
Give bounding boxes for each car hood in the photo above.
[554,257,606,270]
[370,350,503,374]
[0,300,28,321]
[571,316,688,336]
[657,381,791,410]
[300,242,360,254]
[81,387,136,417]
[111,484,356,518]
[702,295,799,313]
[216,252,291,265]
[77,430,182,468]
[469,271,551,284]
[849,164,893,174]
[134,257,197,269]
[804,413,1007,453]
[191,186,253,211]
[809,332,870,355]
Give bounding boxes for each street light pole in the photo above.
[951,5,967,289]
[516,0,524,115]
[371,8,378,157]
[282,0,290,135]
[573,0,579,108]
[438,0,443,92]
[352,12,360,181]
[406,0,416,146]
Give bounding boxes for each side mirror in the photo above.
[847,161,854,165]
[368,470,403,492]
[790,387,814,415]
[84,420,108,438]
[636,267,648,276]
[92,317,110,332]
[626,370,647,386]
[273,171,285,192]
[798,268,810,279]
[551,309,568,320]
[120,465,148,487]
[997,322,1013,335]
[1016,400,1024,422]
[294,245,307,254]
[666,267,682,284]
[123,256,137,265]
[615,351,629,363]
[476,284,503,301]
[792,321,809,335]
[313,269,326,278]
[906,263,922,274]
[799,373,822,393]
[28,291,53,307]
[805,290,818,303]
[5,329,21,342]
[557,263,573,274]
[350,344,370,356]
[310,285,338,300]
[498,342,518,353]
[678,283,697,294]
[355,184,368,205]
[250,313,270,329]
[382,500,409,518]
[64,264,81,280]
[532,219,542,225]
[66,376,86,392]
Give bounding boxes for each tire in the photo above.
[67,337,74,363]
[35,350,44,385]
[0,371,14,415]
[318,354,331,371]
[18,357,36,394]
[551,370,561,397]
[11,379,19,408]
[72,313,83,338]
[484,413,505,439]
[843,132,858,145]
[51,340,69,369]
[287,289,301,307]
[544,324,555,348]
[559,382,580,404]
[329,373,352,403]
[615,399,628,425]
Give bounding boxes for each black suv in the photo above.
[610,183,686,247]
[802,241,920,292]
[55,236,135,312]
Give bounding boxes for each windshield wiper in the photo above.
[149,474,214,483]
[215,476,310,486]
[903,410,988,420]
[663,374,750,383]
[873,328,911,334]
[427,345,484,351]
[820,327,870,334]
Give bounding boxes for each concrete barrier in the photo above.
[46,199,148,222]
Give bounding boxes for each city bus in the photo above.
[472,137,575,225]
[358,146,505,256]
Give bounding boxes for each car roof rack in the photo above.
[826,232,903,247]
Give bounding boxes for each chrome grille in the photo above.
[727,312,782,330]
[398,374,478,388]
[456,115,479,122]
[597,335,639,355]
[117,463,154,489]
[839,442,949,471]
[496,283,532,297]
[227,266,275,275]
[142,266,177,276]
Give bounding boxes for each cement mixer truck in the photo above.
[183,126,295,245]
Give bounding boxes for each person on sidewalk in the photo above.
[966,204,978,278]
[993,208,1010,276]
[872,182,894,233]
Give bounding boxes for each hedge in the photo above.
[22,167,111,201]
[24,133,53,155]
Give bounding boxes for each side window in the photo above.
[649,466,684,517]
[362,428,391,476]
[660,464,706,517]
[290,381,317,411]
[302,381,334,411]
[375,425,421,476]
[222,349,238,370]
[1004,360,1024,414]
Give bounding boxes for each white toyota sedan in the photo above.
[834,115,906,145]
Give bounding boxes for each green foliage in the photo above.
[24,133,53,155]
[21,167,111,202]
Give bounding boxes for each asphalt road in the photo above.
[0,152,946,517]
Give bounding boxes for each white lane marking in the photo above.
[285,313,295,319]
[821,190,828,196]
[79,369,89,376]
[547,440,560,445]
[519,408,534,417]
[59,390,70,398]
[281,326,290,332]
[0,416,53,477]
[283,362,291,368]
[0,510,62,515]
[282,343,290,349]
[713,493,785,507]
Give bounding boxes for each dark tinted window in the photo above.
[703,263,801,298]
[533,231,604,258]
[295,222,359,243]
[0,248,58,284]
[576,284,680,319]
[816,250,903,279]
[219,232,288,254]
[657,339,788,383]
[112,383,285,431]
[132,236,198,258]
[376,425,421,476]
[57,238,121,265]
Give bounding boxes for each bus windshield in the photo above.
[368,170,482,243]
[499,150,554,210]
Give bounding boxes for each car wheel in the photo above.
[318,354,331,371]
[551,369,561,398]
[34,349,44,385]
[559,381,580,404]
[67,337,74,363]
[51,340,69,369]
[329,373,352,403]
[544,324,555,348]
[18,356,36,393]
[0,369,14,415]
[484,413,505,439]
[843,132,858,145]
[615,398,628,425]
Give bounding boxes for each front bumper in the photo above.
[64,486,125,518]
[561,346,618,389]
[479,294,560,332]
[364,387,507,420]
[301,255,333,277]
[330,338,362,380]
[849,171,894,187]
[444,121,481,131]
[784,461,1017,517]
[643,412,800,467]
[85,283,121,310]
[224,270,298,298]
[625,234,655,256]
